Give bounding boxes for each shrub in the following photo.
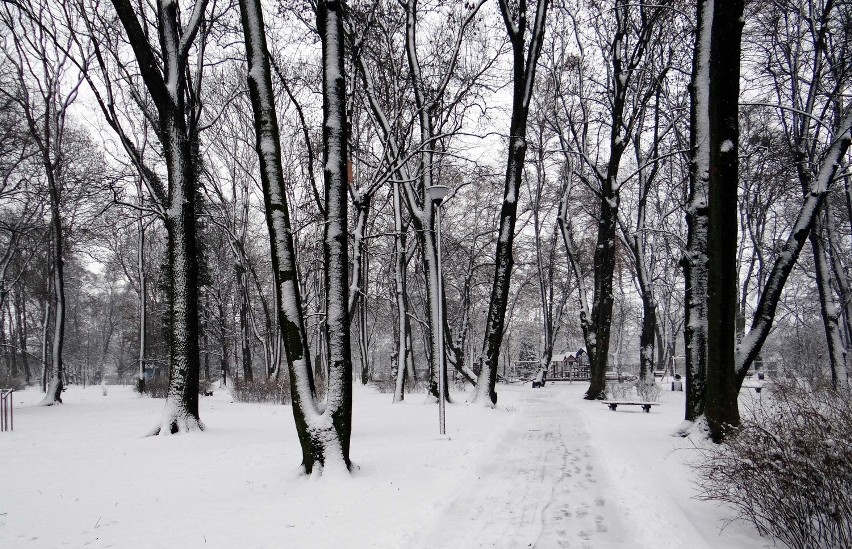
[231,378,291,405]
[370,377,430,395]
[198,378,212,395]
[634,380,662,402]
[0,372,27,391]
[607,382,632,400]
[695,380,852,549]
[136,378,214,398]
[140,378,169,398]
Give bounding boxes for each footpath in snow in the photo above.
[421,389,629,548]
[0,383,766,548]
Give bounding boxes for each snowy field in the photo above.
[0,382,769,548]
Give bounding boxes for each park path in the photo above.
[420,388,632,549]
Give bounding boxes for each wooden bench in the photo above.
[601,401,659,413]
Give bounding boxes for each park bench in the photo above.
[601,401,659,413]
[531,369,547,388]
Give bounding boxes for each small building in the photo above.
[548,348,589,380]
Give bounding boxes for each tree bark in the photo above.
[703,0,745,442]
[682,0,712,423]
[137,187,147,394]
[14,283,29,385]
[810,213,848,390]
[239,0,351,473]
[472,0,549,406]
[392,181,411,402]
[108,0,207,434]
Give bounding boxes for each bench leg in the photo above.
[608,403,617,411]
[643,405,650,413]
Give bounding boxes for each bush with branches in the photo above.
[635,380,662,402]
[231,378,291,405]
[695,380,852,548]
[607,382,633,400]
[0,372,27,391]
[369,377,430,395]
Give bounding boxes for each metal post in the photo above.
[1,389,12,432]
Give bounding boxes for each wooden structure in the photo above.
[548,348,589,381]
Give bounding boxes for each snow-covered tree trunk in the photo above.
[392,181,411,402]
[239,0,351,473]
[810,214,848,391]
[472,0,549,407]
[735,109,852,384]
[106,0,208,434]
[158,201,203,432]
[682,0,712,423]
[318,0,352,469]
[824,201,852,347]
[635,253,657,383]
[704,0,744,442]
[356,211,370,386]
[236,264,253,383]
[39,168,65,405]
[137,189,147,394]
[557,171,595,368]
[40,297,49,392]
[583,0,637,402]
[402,0,451,403]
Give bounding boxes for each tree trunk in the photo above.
[704,0,744,441]
[811,211,848,390]
[218,295,229,386]
[318,0,352,469]
[39,176,65,406]
[824,200,852,346]
[137,189,147,394]
[586,193,618,400]
[237,264,253,383]
[557,175,596,369]
[109,0,206,434]
[239,0,351,474]
[392,181,410,402]
[14,284,29,385]
[472,0,549,407]
[735,110,852,384]
[358,229,369,385]
[40,298,50,392]
[682,0,712,423]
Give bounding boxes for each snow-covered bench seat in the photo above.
[601,401,659,413]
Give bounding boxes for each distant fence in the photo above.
[1,389,12,432]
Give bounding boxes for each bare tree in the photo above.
[1,0,89,404]
[70,0,214,432]
[239,0,352,473]
[471,0,549,406]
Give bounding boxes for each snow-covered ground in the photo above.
[0,382,769,548]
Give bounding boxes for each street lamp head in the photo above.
[426,184,450,205]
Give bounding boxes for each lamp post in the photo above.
[427,184,449,435]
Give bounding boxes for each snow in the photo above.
[720,139,734,152]
[0,384,768,548]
